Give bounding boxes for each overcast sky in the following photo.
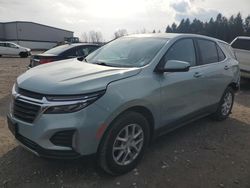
[0,0,249,41]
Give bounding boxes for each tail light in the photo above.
[39,58,53,64]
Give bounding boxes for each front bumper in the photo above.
[8,115,80,159]
[7,95,109,158]
[17,131,81,159]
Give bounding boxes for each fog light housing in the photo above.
[50,130,75,147]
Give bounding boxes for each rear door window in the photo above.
[231,39,250,51]
[63,48,78,57]
[5,43,11,48]
[197,39,219,65]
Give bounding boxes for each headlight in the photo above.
[44,103,89,114]
[44,90,105,114]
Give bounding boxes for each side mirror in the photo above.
[157,60,190,73]
[77,55,87,61]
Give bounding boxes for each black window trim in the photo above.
[155,37,198,71]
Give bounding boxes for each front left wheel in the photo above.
[19,52,28,58]
[98,111,150,175]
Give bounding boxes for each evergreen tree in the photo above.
[245,16,250,35]
[171,23,177,32]
[164,12,250,42]
[165,26,172,33]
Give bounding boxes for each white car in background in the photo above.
[231,36,250,78]
[0,42,31,58]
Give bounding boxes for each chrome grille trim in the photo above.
[11,86,98,124]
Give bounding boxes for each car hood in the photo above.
[17,59,141,95]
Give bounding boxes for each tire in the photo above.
[212,87,234,121]
[0,55,2,57]
[19,52,28,58]
[98,111,150,175]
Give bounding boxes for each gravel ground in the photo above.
[0,56,250,188]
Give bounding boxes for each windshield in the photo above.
[86,37,168,67]
[44,45,72,55]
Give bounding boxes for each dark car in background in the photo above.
[29,43,101,68]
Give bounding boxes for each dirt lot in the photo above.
[0,56,250,188]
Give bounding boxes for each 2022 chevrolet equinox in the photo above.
[7,33,240,175]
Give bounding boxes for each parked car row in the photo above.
[0,42,31,57]
[29,43,101,68]
[7,33,240,175]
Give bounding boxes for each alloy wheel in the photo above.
[112,124,144,166]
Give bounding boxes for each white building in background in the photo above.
[0,21,74,50]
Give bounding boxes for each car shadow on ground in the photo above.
[1,116,250,188]
[240,78,250,91]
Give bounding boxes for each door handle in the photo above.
[193,72,202,78]
[224,65,230,70]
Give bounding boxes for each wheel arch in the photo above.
[124,106,155,138]
[97,105,155,152]
[228,82,239,92]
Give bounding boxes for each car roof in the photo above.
[124,33,228,44]
[0,41,15,43]
[65,43,101,47]
[234,36,250,40]
[0,41,19,45]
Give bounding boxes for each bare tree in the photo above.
[81,32,88,42]
[96,31,103,43]
[114,29,128,39]
[88,30,103,43]
[141,28,146,34]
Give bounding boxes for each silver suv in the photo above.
[7,34,240,175]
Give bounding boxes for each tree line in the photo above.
[166,13,250,43]
[81,13,250,43]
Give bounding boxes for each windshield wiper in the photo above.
[96,62,109,66]
[93,61,113,67]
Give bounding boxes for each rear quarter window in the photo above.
[216,45,226,61]
[220,42,236,59]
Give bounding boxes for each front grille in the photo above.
[50,130,75,147]
[13,99,41,123]
[18,88,44,100]
[16,133,80,159]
